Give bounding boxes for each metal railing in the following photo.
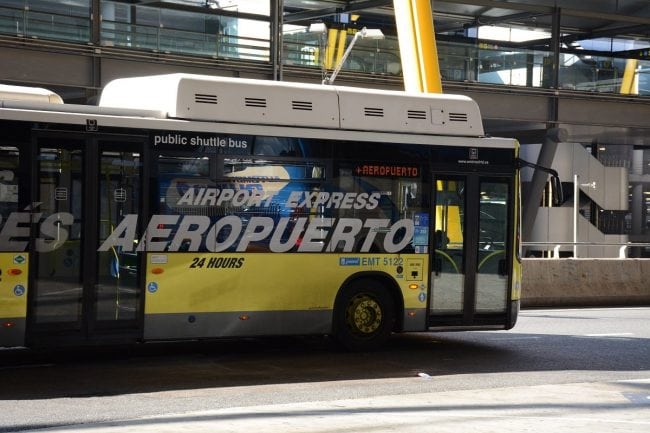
[0,7,89,43]
[100,21,270,61]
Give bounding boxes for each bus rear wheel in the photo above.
[335,279,395,351]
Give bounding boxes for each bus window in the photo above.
[252,136,303,157]
[432,178,466,314]
[96,150,142,322]
[154,154,215,252]
[33,147,84,324]
[154,154,326,252]
[224,158,324,181]
[251,136,330,159]
[157,154,212,216]
[332,164,424,253]
[221,158,326,252]
[476,181,509,313]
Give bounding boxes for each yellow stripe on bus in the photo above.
[145,253,428,314]
[0,253,29,318]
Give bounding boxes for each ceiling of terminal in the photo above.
[283,0,650,47]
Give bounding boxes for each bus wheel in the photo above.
[335,279,395,351]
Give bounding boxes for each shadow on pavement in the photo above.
[1,330,648,400]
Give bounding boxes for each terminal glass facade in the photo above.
[0,1,648,95]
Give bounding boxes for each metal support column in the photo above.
[90,0,101,102]
[548,7,561,123]
[631,148,645,257]
[522,128,567,243]
[270,0,284,81]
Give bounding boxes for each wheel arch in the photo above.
[333,271,404,333]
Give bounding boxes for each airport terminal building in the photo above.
[0,0,649,258]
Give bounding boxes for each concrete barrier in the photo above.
[521,259,650,308]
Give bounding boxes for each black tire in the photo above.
[334,278,396,351]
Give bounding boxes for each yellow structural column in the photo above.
[394,0,443,93]
[620,59,638,95]
[324,29,350,71]
[335,29,348,69]
[325,29,339,70]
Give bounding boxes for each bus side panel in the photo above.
[0,253,28,347]
[142,253,428,340]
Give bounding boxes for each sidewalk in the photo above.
[20,379,650,433]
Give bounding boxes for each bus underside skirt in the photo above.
[143,310,332,340]
[0,317,26,347]
[427,324,506,332]
[427,313,509,330]
[402,308,427,331]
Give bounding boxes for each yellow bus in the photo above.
[0,74,557,350]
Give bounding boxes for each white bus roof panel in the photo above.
[0,84,63,104]
[99,73,485,137]
[336,86,484,137]
[100,74,340,129]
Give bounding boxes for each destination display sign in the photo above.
[353,163,420,178]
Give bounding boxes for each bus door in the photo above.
[28,134,145,346]
[430,174,511,325]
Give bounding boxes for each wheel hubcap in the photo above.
[347,294,382,335]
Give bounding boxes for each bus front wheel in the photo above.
[334,279,395,351]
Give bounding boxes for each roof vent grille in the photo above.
[407,110,427,120]
[364,107,384,117]
[292,100,313,111]
[449,112,468,122]
[245,97,267,108]
[195,93,218,104]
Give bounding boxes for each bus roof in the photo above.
[0,84,64,104]
[98,74,486,137]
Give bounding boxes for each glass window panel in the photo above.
[96,150,141,322]
[431,178,465,314]
[332,163,424,254]
[33,147,84,324]
[155,154,326,253]
[476,181,509,313]
[26,0,90,17]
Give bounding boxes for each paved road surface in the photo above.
[1,307,649,432]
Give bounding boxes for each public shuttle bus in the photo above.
[0,74,531,350]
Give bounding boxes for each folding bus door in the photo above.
[27,134,145,346]
[430,174,511,326]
